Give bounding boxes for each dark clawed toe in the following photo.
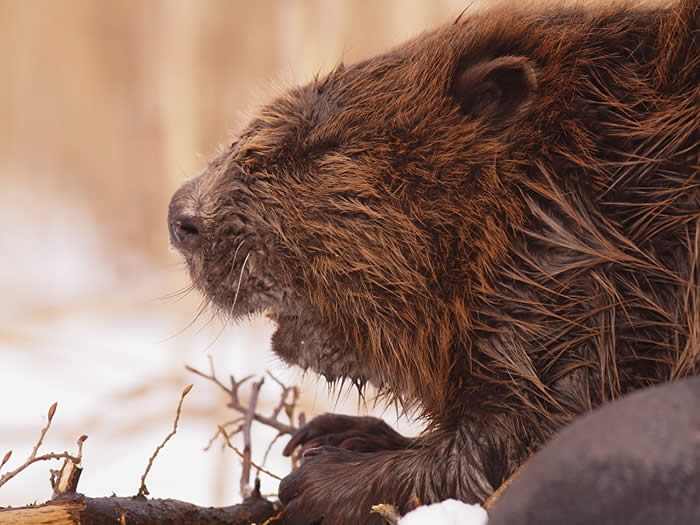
[283,413,355,456]
[299,437,327,455]
[337,436,371,450]
[301,446,324,460]
[283,413,411,457]
[283,426,313,456]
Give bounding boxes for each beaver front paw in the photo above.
[279,446,398,525]
[282,413,412,458]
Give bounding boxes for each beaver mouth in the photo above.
[169,193,370,385]
[193,246,288,323]
[184,249,369,386]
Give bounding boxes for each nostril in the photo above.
[168,213,202,253]
[175,217,199,240]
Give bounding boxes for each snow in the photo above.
[399,499,488,525]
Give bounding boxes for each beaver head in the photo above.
[167,10,543,417]
[168,2,693,419]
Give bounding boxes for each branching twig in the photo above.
[0,403,85,489]
[185,362,299,435]
[267,371,300,425]
[138,384,192,497]
[217,425,282,482]
[187,359,307,490]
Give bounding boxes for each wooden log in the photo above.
[0,493,281,525]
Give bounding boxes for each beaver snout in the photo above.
[168,184,202,256]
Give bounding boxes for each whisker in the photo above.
[202,309,230,352]
[197,309,226,348]
[231,252,251,315]
[159,284,196,303]
[158,296,212,343]
[225,240,246,284]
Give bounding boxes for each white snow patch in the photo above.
[399,499,488,525]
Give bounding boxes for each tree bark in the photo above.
[0,493,281,525]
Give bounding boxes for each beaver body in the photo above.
[169,1,699,523]
[489,374,700,525]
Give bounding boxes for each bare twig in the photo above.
[32,403,56,456]
[217,425,282,482]
[203,419,245,452]
[256,374,302,470]
[291,413,307,470]
[260,432,285,470]
[138,384,192,497]
[0,403,85,490]
[185,363,299,435]
[240,377,265,496]
[261,511,285,524]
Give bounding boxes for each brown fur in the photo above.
[169,1,699,523]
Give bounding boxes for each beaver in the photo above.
[488,374,700,525]
[168,0,699,523]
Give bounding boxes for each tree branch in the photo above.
[0,492,279,525]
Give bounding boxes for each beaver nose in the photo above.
[168,201,202,255]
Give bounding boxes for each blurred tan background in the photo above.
[0,0,481,508]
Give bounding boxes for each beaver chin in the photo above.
[186,253,367,386]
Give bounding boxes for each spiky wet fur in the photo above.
[170,1,699,522]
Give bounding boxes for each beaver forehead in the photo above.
[234,31,478,167]
[232,8,562,170]
[232,2,665,169]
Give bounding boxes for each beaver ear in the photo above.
[453,56,537,122]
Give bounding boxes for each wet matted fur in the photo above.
[168,1,699,523]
